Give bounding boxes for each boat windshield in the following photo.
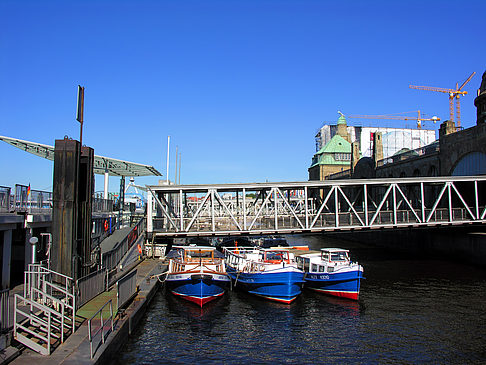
[264,251,289,261]
[330,252,349,261]
[185,249,214,259]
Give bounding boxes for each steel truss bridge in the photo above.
[146,176,486,237]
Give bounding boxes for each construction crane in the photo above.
[345,110,440,129]
[409,72,476,128]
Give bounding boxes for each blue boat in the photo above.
[295,248,364,300]
[165,246,230,306]
[223,247,304,304]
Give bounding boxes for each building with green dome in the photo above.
[308,114,354,180]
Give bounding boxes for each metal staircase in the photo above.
[14,264,76,355]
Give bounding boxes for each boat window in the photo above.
[319,265,325,272]
[321,252,330,261]
[330,252,348,261]
[186,250,213,259]
[265,251,288,261]
[311,264,318,272]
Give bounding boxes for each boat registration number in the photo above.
[309,275,329,280]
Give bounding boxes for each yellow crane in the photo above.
[409,72,476,128]
[345,110,440,129]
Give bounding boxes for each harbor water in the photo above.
[112,234,486,364]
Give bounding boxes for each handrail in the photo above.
[76,269,107,309]
[117,270,137,311]
[101,217,145,271]
[88,299,114,359]
[23,263,76,332]
[29,287,73,344]
[14,293,58,355]
[0,186,11,213]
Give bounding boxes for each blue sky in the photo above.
[1,0,484,194]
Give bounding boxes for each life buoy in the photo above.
[104,220,109,231]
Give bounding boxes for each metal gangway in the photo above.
[147,176,486,237]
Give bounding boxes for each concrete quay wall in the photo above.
[338,225,486,267]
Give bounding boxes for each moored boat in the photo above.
[165,246,230,306]
[223,246,304,304]
[295,248,363,300]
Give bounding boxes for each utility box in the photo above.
[51,137,94,281]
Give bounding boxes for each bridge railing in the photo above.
[0,184,116,214]
[14,184,52,214]
[0,186,11,213]
[147,176,486,236]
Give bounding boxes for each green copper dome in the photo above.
[337,114,347,125]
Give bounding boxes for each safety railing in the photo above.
[0,186,11,213]
[88,299,114,359]
[14,184,52,213]
[92,216,116,249]
[76,269,108,310]
[14,264,76,356]
[92,197,115,213]
[117,270,137,311]
[102,217,145,271]
[1,184,118,214]
[13,289,74,356]
[23,264,76,332]
[0,289,9,332]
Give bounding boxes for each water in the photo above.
[112,235,486,364]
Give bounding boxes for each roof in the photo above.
[315,134,351,155]
[0,135,162,177]
[309,135,352,167]
[337,114,347,125]
[321,248,349,253]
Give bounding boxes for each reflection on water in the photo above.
[112,234,486,364]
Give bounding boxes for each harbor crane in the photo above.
[344,110,440,129]
[409,72,476,128]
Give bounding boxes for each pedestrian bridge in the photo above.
[146,176,486,237]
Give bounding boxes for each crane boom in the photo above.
[346,110,439,129]
[409,72,475,127]
[409,84,467,95]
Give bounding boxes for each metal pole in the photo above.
[178,151,181,184]
[175,146,178,185]
[166,136,170,185]
[421,182,425,222]
[104,169,109,200]
[179,189,183,231]
[243,188,247,230]
[364,184,369,226]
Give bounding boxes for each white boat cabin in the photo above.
[224,247,296,272]
[167,246,225,273]
[296,248,350,273]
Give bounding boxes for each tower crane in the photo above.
[409,72,476,128]
[345,110,440,129]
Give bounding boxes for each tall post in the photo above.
[147,189,153,235]
[166,136,170,185]
[119,176,125,228]
[104,169,109,199]
[175,146,178,185]
[178,151,181,184]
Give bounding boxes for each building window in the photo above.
[335,153,351,161]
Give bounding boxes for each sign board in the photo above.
[76,85,84,123]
